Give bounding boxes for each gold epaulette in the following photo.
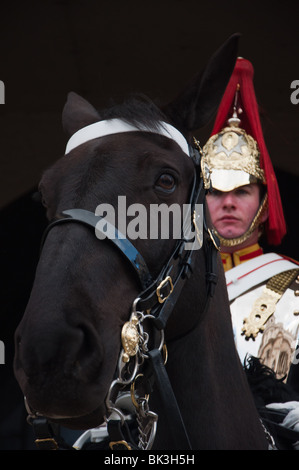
[242,269,299,340]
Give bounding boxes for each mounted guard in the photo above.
[204,57,299,448]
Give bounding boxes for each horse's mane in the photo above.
[98,94,168,131]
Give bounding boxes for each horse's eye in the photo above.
[155,173,176,192]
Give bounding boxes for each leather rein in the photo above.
[26,142,221,450]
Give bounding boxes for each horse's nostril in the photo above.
[14,320,102,381]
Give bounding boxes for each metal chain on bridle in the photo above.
[104,299,163,450]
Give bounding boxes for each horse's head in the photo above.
[14,35,239,429]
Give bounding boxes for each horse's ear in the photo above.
[163,33,240,134]
[62,92,101,137]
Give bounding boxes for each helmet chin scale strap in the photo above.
[215,192,268,247]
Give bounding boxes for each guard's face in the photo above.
[207,183,263,241]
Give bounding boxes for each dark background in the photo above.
[0,0,298,449]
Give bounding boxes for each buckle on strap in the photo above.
[35,437,59,450]
[156,276,173,303]
[31,416,73,450]
[109,440,132,450]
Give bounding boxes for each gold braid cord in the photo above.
[242,269,299,340]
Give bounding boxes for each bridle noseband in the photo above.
[27,140,221,450]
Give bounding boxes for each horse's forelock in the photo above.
[98,94,168,132]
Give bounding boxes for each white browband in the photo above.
[65,118,190,156]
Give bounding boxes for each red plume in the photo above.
[210,58,286,245]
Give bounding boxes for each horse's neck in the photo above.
[151,270,269,450]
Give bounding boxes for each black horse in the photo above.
[14,35,269,449]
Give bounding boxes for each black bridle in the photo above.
[29,142,220,450]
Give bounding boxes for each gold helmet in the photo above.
[203,82,269,247]
[203,92,266,193]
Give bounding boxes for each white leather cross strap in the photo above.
[65,118,190,157]
[226,253,298,301]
